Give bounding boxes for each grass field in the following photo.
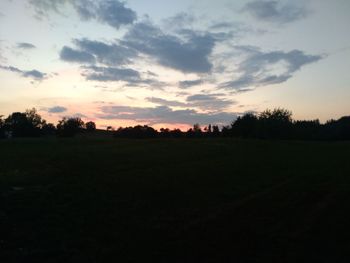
[1,138,350,262]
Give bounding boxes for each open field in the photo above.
[1,138,350,262]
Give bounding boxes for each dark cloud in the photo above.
[83,66,140,82]
[28,0,67,15]
[179,79,203,88]
[72,0,97,20]
[60,46,96,63]
[59,37,164,88]
[162,12,195,30]
[29,0,136,29]
[59,39,137,68]
[146,94,234,111]
[74,38,136,66]
[123,21,216,73]
[73,0,138,28]
[146,97,187,107]
[22,69,46,79]
[94,0,137,29]
[82,66,164,88]
[17,42,36,49]
[187,94,217,101]
[48,106,67,113]
[99,105,237,125]
[222,48,322,89]
[186,94,234,110]
[0,65,22,74]
[0,65,46,80]
[71,113,87,118]
[209,22,235,30]
[243,1,307,24]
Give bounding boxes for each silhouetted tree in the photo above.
[160,128,170,138]
[0,115,4,138]
[1,107,350,141]
[4,108,44,137]
[221,125,231,137]
[258,108,293,139]
[212,125,220,137]
[170,128,184,138]
[114,125,158,139]
[335,116,350,140]
[322,117,350,140]
[187,123,202,138]
[85,121,96,132]
[231,113,258,138]
[293,120,321,140]
[41,123,56,136]
[57,117,85,137]
[204,124,212,134]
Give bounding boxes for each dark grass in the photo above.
[1,138,350,262]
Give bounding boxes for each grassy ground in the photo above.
[0,138,350,262]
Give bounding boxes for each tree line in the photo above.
[0,108,349,140]
[0,108,95,138]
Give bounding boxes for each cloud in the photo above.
[59,37,164,88]
[83,66,140,82]
[71,113,87,118]
[179,79,203,88]
[146,94,234,111]
[82,66,164,88]
[93,0,137,29]
[22,69,46,79]
[123,21,216,73]
[28,0,67,15]
[60,39,137,67]
[74,38,137,66]
[17,42,36,49]
[0,42,6,62]
[186,94,234,110]
[0,65,46,80]
[98,105,237,125]
[28,0,137,29]
[243,1,308,24]
[162,12,195,31]
[48,106,67,113]
[146,97,187,107]
[60,46,96,64]
[0,65,22,74]
[209,22,235,30]
[222,48,322,89]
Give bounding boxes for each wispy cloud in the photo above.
[179,79,203,88]
[60,46,96,64]
[243,1,308,24]
[82,66,164,88]
[0,65,46,80]
[47,106,67,113]
[147,94,234,111]
[17,42,36,49]
[99,105,237,125]
[221,48,322,89]
[123,21,217,73]
[28,0,137,28]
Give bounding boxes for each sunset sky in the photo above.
[0,0,349,129]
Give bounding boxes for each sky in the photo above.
[0,0,349,129]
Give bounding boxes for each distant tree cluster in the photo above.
[0,108,96,138]
[222,108,350,140]
[0,107,349,140]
